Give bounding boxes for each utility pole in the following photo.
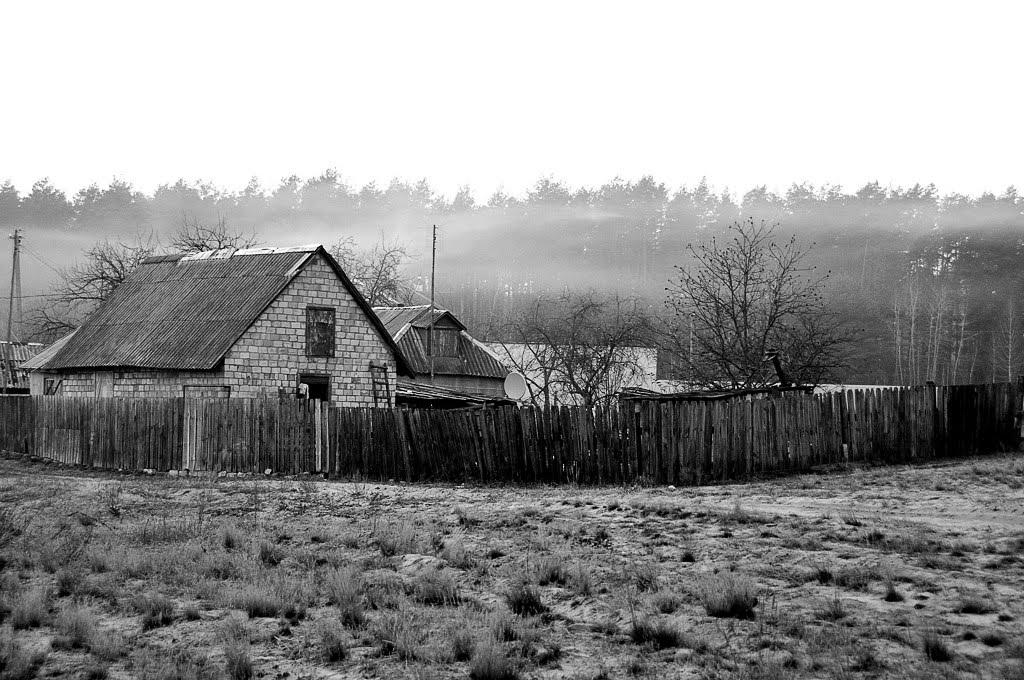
[428,224,436,381]
[4,228,22,393]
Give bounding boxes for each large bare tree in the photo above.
[665,217,847,389]
[331,236,414,306]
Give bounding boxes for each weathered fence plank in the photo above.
[1,381,1020,484]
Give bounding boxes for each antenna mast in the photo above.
[429,224,436,380]
[4,228,22,393]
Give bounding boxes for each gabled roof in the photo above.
[373,305,466,340]
[20,333,75,371]
[43,245,413,376]
[373,305,507,379]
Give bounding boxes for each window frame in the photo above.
[305,305,336,358]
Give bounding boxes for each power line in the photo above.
[23,246,62,274]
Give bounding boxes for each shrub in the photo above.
[469,643,518,680]
[697,572,758,620]
[0,628,47,680]
[55,568,83,597]
[957,594,995,614]
[490,613,523,642]
[413,571,460,606]
[89,629,127,662]
[834,565,874,591]
[222,526,241,551]
[630,617,689,649]
[980,631,1004,647]
[317,620,348,662]
[505,584,546,616]
[440,535,475,569]
[133,647,221,680]
[225,584,283,618]
[324,567,364,627]
[223,641,254,680]
[375,522,419,557]
[53,605,95,650]
[570,564,593,597]
[219,614,252,643]
[535,558,568,586]
[922,631,953,662]
[883,580,904,602]
[455,506,481,528]
[257,541,283,567]
[632,563,661,592]
[451,629,476,661]
[650,591,682,614]
[373,611,422,660]
[135,593,175,630]
[11,588,48,630]
[819,594,846,621]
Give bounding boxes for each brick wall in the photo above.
[221,252,397,405]
[43,252,399,406]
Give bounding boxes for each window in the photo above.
[43,377,62,395]
[417,327,460,358]
[306,306,335,357]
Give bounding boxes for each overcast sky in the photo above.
[2,0,1022,199]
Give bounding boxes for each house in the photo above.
[0,341,46,393]
[372,305,511,399]
[25,245,413,405]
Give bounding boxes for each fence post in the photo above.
[1016,375,1024,448]
[925,380,937,458]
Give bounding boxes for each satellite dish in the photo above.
[503,372,527,400]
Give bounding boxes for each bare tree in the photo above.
[495,291,653,407]
[331,236,414,306]
[52,235,156,309]
[26,235,156,342]
[170,215,261,253]
[665,217,847,389]
[25,301,78,343]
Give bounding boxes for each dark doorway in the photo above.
[298,374,330,402]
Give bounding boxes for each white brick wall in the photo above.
[47,252,399,406]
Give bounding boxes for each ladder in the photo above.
[369,362,390,407]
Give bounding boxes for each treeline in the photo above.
[3,174,1024,385]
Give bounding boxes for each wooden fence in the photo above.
[0,382,1020,485]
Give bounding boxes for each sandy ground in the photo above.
[0,452,1022,679]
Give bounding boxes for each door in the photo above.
[94,372,113,397]
[298,374,330,402]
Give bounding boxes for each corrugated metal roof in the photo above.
[374,305,506,379]
[396,381,517,407]
[42,246,414,376]
[20,333,75,370]
[372,305,466,339]
[0,342,45,365]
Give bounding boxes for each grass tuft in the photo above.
[469,642,518,680]
[922,631,953,662]
[505,584,546,616]
[630,617,689,649]
[135,593,174,630]
[697,572,758,620]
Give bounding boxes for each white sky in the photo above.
[2,0,1022,200]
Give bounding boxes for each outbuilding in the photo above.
[26,245,412,406]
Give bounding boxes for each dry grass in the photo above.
[0,452,1023,678]
[697,571,759,619]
